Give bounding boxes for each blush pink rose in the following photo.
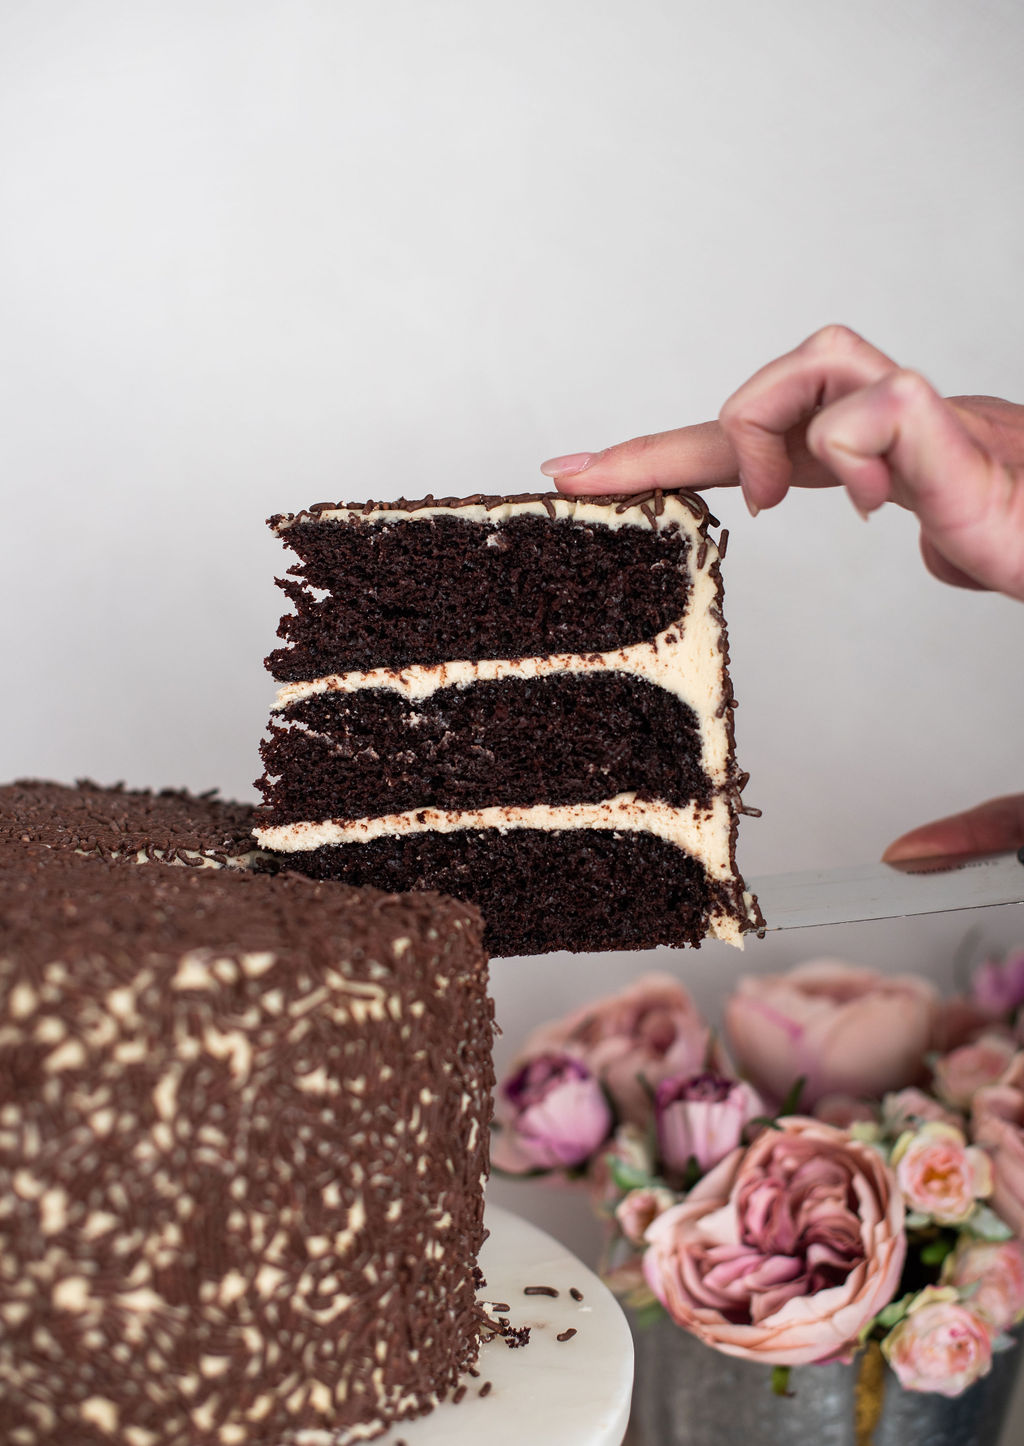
[891,1122,992,1225]
[932,1033,1018,1109]
[655,1073,765,1177]
[491,1052,612,1173]
[525,974,712,1125]
[725,961,937,1108]
[882,1294,993,1397]
[971,1069,1024,1235]
[642,1118,906,1366]
[942,1238,1024,1334]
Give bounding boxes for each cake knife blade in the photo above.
[751,846,1024,932]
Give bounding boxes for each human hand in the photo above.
[541,325,1024,601]
[883,795,1024,863]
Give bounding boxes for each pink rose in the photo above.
[615,1186,677,1246]
[492,1052,612,1173]
[525,974,712,1125]
[932,1033,1018,1109]
[725,961,937,1108]
[930,995,998,1053]
[642,1118,906,1365]
[891,1122,992,1225]
[655,1073,765,1177]
[882,1293,993,1397]
[942,1238,1024,1334]
[881,1088,963,1136]
[971,1072,1024,1234]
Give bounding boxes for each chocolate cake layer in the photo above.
[0,779,258,867]
[258,673,710,824]
[268,511,694,680]
[284,828,745,958]
[0,848,492,1445]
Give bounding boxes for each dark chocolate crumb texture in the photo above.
[257,490,761,955]
[0,845,493,1445]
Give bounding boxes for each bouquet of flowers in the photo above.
[492,953,1024,1399]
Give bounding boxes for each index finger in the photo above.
[542,420,738,495]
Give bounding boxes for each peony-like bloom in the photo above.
[655,1073,765,1176]
[491,1052,613,1173]
[725,961,937,1108]
[642,1118,906,1366]
[891,1121,992,1225]
[524,973,712,1125]
[882,1292,993,1397]
[615,1186,677,1246]
[942,1238,1024,1334]
[971,1065,1024,1235]
[932,1033,1018,1109]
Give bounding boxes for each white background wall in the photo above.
[2,1,1024,1433]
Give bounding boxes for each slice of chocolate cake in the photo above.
[0,779,259,870]
[0,847,493,1445]
[256,490,762,956]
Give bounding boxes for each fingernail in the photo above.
[849,494,871,522]
[738,472,760,518]
[540,452,596,478]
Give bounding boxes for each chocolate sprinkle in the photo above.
[556,1328,578,1342]
[479,1381,493,1397]
[570,1287,584,1302]
[523,1285,559,1298]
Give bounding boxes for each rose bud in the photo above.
[491,1052,612,1173]
[655,1073,765,1177]
[882,1294,993,1397]
[891,1121,993,1225]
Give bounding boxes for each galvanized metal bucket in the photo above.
[625,1313,1022,1446]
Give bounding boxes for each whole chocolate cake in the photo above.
[256,490,762,955]
[0,832,493,1444]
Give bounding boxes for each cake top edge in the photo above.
[268,487,718,532]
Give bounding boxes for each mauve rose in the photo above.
[642,1118,906,1366]
[655,1073,765,1176]
[615,1186,677,1246]
[725,961,937,1108]
[491,1052,612,1173]
[971,1064,1024,1235]
[891,1122,992,1225]
[942,1238,1024,1334]
[881,1088,962,1136]
[524,974,712,1125]
[930,995,996,1053]
[971,950,1024,1019]
[882,1292,993,1397]
[932,1033,1018,1109]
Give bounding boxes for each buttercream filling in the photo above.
[254,793,735,877]
[274,492,708,534]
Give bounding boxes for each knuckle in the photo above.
[887,368,934,406]
[804,323,864,357]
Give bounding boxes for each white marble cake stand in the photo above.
[365,1204,634,1446]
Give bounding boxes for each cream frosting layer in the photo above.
[255,793,733,875]
[273,492,708,534]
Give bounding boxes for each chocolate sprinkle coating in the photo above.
[0,846,493,1445]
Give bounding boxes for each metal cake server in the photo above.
[750,846,1024,932]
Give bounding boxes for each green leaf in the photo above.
[777,1076,806,1117]
[607,1157,655,1193]
[965,1205,1014,1242]
[919,1238,955,1268]
[872,1294,914,1331]
[771,1366,793,1398]
[992,1332,1017,1354]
